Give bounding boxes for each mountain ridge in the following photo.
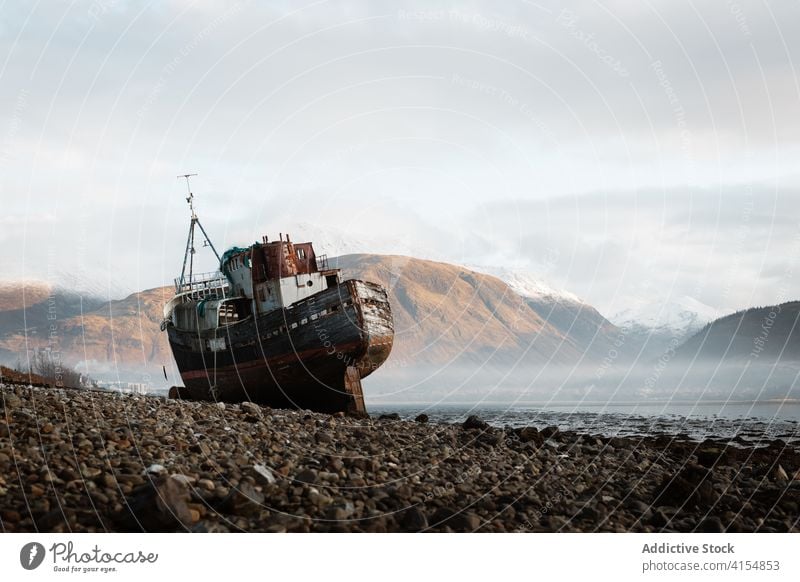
[675,301,800,363]
[0,254,624,385]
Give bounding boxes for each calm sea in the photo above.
[369,401,800,444]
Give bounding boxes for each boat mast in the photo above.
[177,173,221,289]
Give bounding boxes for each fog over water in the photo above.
[365,360,800,411]
[367,359,800,441]
[370,402,800,443]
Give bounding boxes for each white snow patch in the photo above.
[465,264,584,304]
[611,295,731,336]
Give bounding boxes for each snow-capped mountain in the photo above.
[467,264,583,305]
[611,295,730,338]
[287,223,589,307]
[458,263,625,363]
[53,269,130,302]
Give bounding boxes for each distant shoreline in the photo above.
[371,399,800,407]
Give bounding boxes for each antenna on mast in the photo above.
[178,173,198,218]
[176,173,221,289]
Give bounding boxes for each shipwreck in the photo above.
[161,176,393,415]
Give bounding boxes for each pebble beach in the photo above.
[1,383,798,533]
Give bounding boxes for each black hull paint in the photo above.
[166,280,393,414]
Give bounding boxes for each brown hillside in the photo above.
[0,281,51,312]
[0,256,607,380]
[0,286,175,375]
[335,254,583,366]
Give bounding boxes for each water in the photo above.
[369,401,800,444]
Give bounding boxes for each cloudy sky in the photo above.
[1,0,799,318]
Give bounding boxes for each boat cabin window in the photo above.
[231,255,250,269]
[218,303,238,325]
[219,298,251,325]
[296,248,306,260]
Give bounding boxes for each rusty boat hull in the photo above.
[166,280,393,415]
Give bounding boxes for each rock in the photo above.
[455,512,482,531]
[240,401,260,415]
[578,505,600,521]
[774,465,789,483]
[649,509,671,529]
[197,479,216,491]
[56,467,77,483]
[607,437,628,449]
[215,402,226,410]
[189,442,211,456]
[414,414,429,423]
[116,475,195,531]
[325,501,355,521]
[627,500,652,516]
[518,426,542,444]
[430,507,454,526]
[1,393,21,409]
[144,464,167,476]
[40,468,61,484]
[192,520,230,533]
[223,482,265,516]
[696,447,721,467]
[295,468,318,485]
[378,413,400,421]
[315,431,333,444]
[540,426,560,439]
[250,464,277,486]
[697,516,725,533]
[431,507,481,531]
[462,415,489,430]
[547,515,567,530]
[318,471,339,483]
[308,488,333,508]
[479,432,502,447]
[653,464,718,508]
[35,509,71,531]
[83,467,102,479]
[400,506,428,531]
[170,474,194,486]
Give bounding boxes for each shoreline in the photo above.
[371,399,800,406]
[1,383,798,533]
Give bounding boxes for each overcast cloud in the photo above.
[1,0,799,317]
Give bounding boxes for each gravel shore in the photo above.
[1,384,798,533]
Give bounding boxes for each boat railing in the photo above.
[174,271,229,299]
